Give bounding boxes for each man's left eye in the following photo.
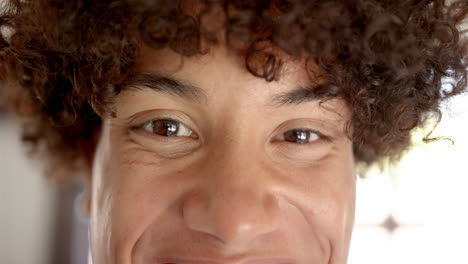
[142,119,193,137]
[282,129,322,144]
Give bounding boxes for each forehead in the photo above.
[124,44,350,118]
[131,44,306,97]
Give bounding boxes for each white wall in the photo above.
[0,117,59,264]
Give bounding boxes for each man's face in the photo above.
[89,45,356,264]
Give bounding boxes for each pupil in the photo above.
[153,120,178,136]
[294,130,309,143]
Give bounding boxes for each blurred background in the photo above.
[349,93,468,264]
[1,92,467,264]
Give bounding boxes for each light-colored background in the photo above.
[349,93,468,264]
[1,93,467,264]
[0,113,90,264]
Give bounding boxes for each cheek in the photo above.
[269,155,355,261]
[305,158,356,257]
[310,157,355,227]
[90,144,187,263]
[104,151,174,226]
[97,147,203,249]
[282,153,356,240]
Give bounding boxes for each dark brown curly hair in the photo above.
[0,0,466,182]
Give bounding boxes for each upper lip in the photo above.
[156,257,295,264]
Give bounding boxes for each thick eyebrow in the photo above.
[269,84,341,107]
[120,72,208,103]
[121,72,338,107]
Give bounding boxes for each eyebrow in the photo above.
[270,84,341,106]
[121,73,338,107]
[121,73,208,103]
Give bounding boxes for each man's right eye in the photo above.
[141,119,194,137]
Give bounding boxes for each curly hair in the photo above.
[0,0,466,182]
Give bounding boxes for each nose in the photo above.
[182,151,281,249]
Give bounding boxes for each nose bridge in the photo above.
[182,138,281,248]
[205,131,270,205]
[209,137,259,185]
[203,119,265,191]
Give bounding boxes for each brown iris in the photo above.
[151,119,179,136]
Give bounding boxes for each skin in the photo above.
[86,44,356,264]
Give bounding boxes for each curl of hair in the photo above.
[0,0,466,181]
